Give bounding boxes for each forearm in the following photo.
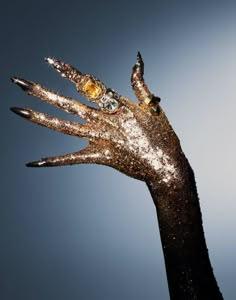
[146,162,223,299]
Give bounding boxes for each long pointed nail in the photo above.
[26,160,47,167]
[136,51,143,66]
[11,77,33,91]
[45,57,82,82]
[10,107,31,119]
[45,57,60,68]
[45,57,67,73]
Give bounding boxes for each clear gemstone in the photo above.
[101,94,119,112]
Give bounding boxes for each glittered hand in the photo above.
[11,53,181,185]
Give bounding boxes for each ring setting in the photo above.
[100,89,119,113]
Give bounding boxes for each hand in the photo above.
[11,53,181,184]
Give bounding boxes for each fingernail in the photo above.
[45,57,55,65]
[10,107,31,119]
[45,57,62,71]
[26,160,46,167]
[11,77,33,91]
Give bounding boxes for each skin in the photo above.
[11,53,223,299]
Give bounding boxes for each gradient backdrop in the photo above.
[1,0,236,299]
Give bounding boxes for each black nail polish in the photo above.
[10,107,31,119]
[26,160,46,167]
[10,77,33,91]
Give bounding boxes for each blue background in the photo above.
[1,0,236,299]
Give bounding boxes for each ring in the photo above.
[100,89,120,113]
